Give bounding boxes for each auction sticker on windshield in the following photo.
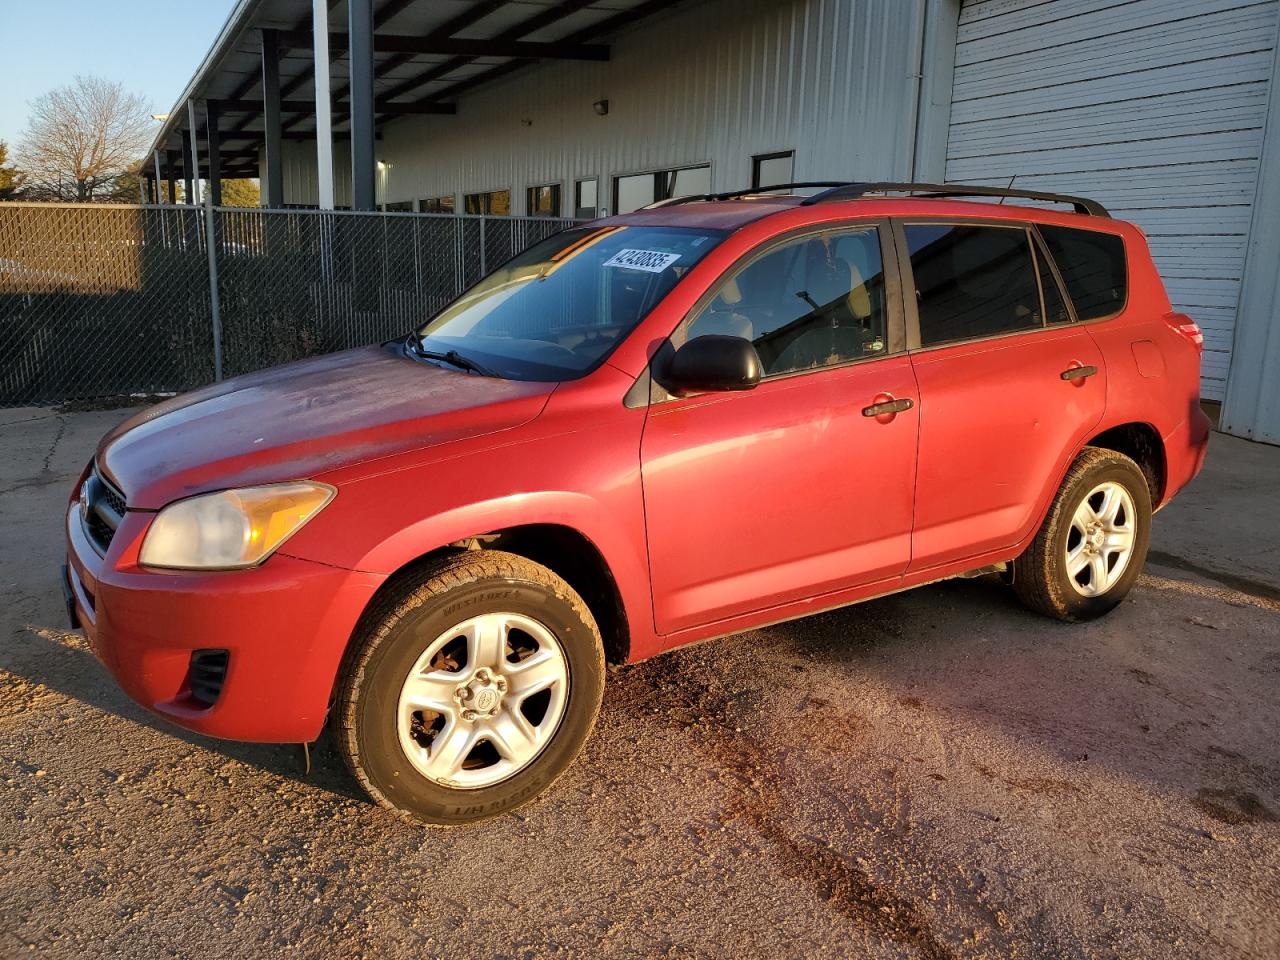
[603,249,683,273]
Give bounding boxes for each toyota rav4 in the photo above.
[64,182,1210,824]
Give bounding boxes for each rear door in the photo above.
[896,219,1106,571]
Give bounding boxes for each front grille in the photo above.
[188,650,230,707]
[79,464,127,554]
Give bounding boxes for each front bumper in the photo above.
[65,501,384,742]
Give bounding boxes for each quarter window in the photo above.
[904,224,1045,347]
[1039,226,1127,321]
[685,227,888,377]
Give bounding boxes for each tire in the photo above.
[335,550,605,825]
[1012,447,1152,622]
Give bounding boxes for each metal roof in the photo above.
[147,0,689,179]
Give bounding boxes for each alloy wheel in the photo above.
[396,612,569,789]
[1064,480,1137,598]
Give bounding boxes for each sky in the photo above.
[0,0,239,148]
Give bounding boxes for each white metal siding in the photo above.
[281,0,931,212]
[946,0,1280,401]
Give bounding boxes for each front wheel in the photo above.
[334,551,605,825]
[1013,447,1152,621]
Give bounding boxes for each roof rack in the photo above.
[800,181,1109,217]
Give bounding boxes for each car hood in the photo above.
[98,345,556,509]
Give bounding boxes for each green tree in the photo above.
[0,140,24,198]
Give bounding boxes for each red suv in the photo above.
[64,182,1210,824]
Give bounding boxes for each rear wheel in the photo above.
[1013,447,1151,621]
[335,551,605,825]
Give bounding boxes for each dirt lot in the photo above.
[2,406,1278,959]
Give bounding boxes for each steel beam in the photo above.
[313,0,335,210]
[186,100,203,205]
[261,28,284,208]
[215,97,454,116]
[279,30,609,60]
[180,133,195,204]
[205,100,223,206]
[348,0,375,211]
[165,150,178,203]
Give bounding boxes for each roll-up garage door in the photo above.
[946,0,1280,401]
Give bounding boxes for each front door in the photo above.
[640,223,918,635]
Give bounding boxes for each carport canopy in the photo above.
[143,0,685,208]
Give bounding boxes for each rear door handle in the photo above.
[862,396,914,418]
[1060,364,1098,381]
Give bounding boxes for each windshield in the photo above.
[415,225,725,380]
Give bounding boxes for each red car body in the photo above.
[65,195,1210,743]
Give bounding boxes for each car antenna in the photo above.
[998,175,1017,205]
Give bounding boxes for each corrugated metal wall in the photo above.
[945,0,1280,403]
[1222,36,1280,443]
[281,0,931,211]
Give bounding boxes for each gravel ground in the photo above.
[2,406,1278,959]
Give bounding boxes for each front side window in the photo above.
[526,183,562,217]
[1039,225,1127,321]
[464,190,510,216]
[905,224,1045,348]
[416,225,724,381]
[684,226,888,377]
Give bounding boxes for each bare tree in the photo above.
[16,76,154,201]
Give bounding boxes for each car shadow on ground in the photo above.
[6,622,369,803]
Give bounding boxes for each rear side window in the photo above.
[1039,226,1127,321]
[904,224,1044,347]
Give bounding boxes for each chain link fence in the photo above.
[0,202,578,406]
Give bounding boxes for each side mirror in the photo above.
[666,335,762,396]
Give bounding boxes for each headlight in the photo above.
[139,482,335,570]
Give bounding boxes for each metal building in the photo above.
[144,0,1280,443]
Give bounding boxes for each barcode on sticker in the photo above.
[603,249,683,273]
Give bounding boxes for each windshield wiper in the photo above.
[406,337,498,377]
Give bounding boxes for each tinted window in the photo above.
[1039,225,1127,321]
[905,224,1044,347]
[686,227,887,376]
[1034,239,1071,324]
[417,225,723,380]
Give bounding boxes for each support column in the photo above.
[205,100,223,206]
[165,150,178,203]
[186,100,203,206]
[348,0,376,211]
[152,150,164,202]
[180,135,195,204]
[313,0,336,210]
[261,29,284,208]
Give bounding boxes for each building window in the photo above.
[752,150,795,190]
[526,183,562,217]
[419,195,455,214]
[574,178,599,219]
[613,164,711,214]
[384,200,413,212]
[464,189,510,216]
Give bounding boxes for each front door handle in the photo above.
[862,395,914,421]
[1060,364,1098,382]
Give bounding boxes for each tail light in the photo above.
[1166,312,1203,353]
